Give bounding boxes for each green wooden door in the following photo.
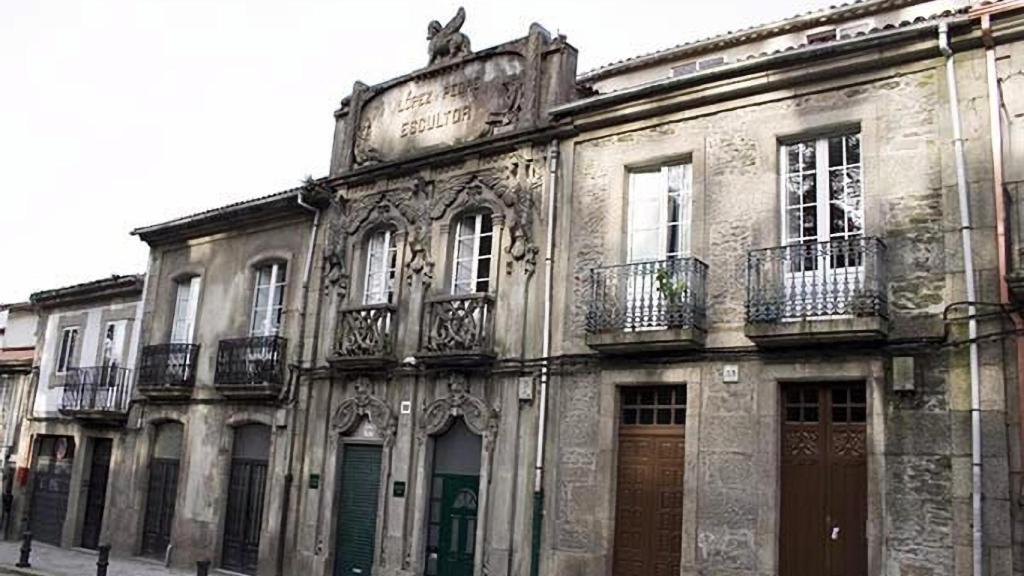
[436,474,478,576]
[334,444,383,576]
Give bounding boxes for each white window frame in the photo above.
[171,276,201,344]
[626,163,692,264]
[451,213,493,295]
[56,326,79,374]
[363,229,398,305]
[250,262,287,337]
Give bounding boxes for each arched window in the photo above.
[363,229,398,305]
[451,213,493,295]
[250,262,287,336]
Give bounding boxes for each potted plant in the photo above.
[655,266,690,328]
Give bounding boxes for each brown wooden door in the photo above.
[613,386,686,576]
[780,383,866,576]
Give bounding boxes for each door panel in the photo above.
[613,386,686,576]
[436,474,478,576]
[334,444,383,576]
[142,458,179,557]
[780,383,866,576]
[222,459,268,575]
[80,438,113,549]
[29,436,74,546]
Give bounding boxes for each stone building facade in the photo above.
[13,2,1024,576]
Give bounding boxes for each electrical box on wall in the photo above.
[893,356,916,392]
[518,376,534,401]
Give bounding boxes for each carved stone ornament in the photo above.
[419,373,498,445]
[332,382,398,446]
[345,180,434,287]
[322,197,350,299]
[427,7,472,66]
[353,120,383,167]
[430,153,541,275]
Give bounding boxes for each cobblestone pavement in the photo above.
[0,540,194,576]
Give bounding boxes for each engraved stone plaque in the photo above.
[353,53,525,165]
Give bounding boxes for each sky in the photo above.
[0,0,841,303]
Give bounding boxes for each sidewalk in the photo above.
[0,540,193,576]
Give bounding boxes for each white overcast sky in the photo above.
[0,0,839,303]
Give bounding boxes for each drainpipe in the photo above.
[939,22,984,576]
[530,140,558,576]
[276,186,322,576]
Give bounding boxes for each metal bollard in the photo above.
[196,559,210,576]
[96,544,110,576]
[15,530,31,568]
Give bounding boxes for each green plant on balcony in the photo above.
[655,266,690,327]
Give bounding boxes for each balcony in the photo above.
[419,293,495,366]
[585,258,708,353]
[215,336,286,399]
[137,343,200,400]
[332,304,397,368]
[745,237,888,346]
[59,367,132,422]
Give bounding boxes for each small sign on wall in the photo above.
[308,474,320,489]
[393,481,406,498]
[722,364,739,384]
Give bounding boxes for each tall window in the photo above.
[171,276,201,344]
[782,133,863,256]
[627,163,692,263]
[363,229,398,305]
[56,327,79,374]
[451,213,493,295]
[250,262,287,336]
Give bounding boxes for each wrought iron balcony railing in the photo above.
[746,237,887,323]
[59,366,132,416]
[137,344,200,390]
[215,336,286,387]
[586,257,708,334]
[421,293,494,358]
[335,303,396,361]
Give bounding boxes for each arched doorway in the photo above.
[333,418,384,576]
[425,418,481,576]
[222,423,271,575]
[142,422,183,558]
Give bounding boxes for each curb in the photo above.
[0,565,53,576]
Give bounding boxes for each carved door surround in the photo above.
[407,372,499,576]
[322,379,399,576]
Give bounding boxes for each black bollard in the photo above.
[15,530,31,568]
[196,559,210,576]
[96,544,110,576]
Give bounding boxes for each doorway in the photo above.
[779,383,867,576]
[425,418,481,576]
[222,424,271,575]
[80,437,113,549]
[333,442,383,576]
[142,422,183,558]
[29,435,75,546]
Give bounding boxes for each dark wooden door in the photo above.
[613,386,686,576]
[80,438,113,549]
[29,436,74,546]
[142,458,179,558]
[222,458,268,575]
[334,444,383,576]
[780,383,867,576]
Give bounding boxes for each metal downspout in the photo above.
[530,140,559,576]
[940,21,984,576]
[277,188,322,576]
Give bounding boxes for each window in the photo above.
[363,229,398,305]
[171,276,201,344]
[781,132,863,253]
[56,327,79,374]
[806,28,838,45]
[451,213,493,295]
[250,262,287,336]
[670,56,726,78]
[102,321,126,369]
[627,163,692,263]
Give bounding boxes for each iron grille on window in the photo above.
[215,336,286,386]
[586,257,708,333]
[59,366,133,414]
[746,237,887,322]
[138,344,200,389]
[421,294,494,356]
[335,303,396,359]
